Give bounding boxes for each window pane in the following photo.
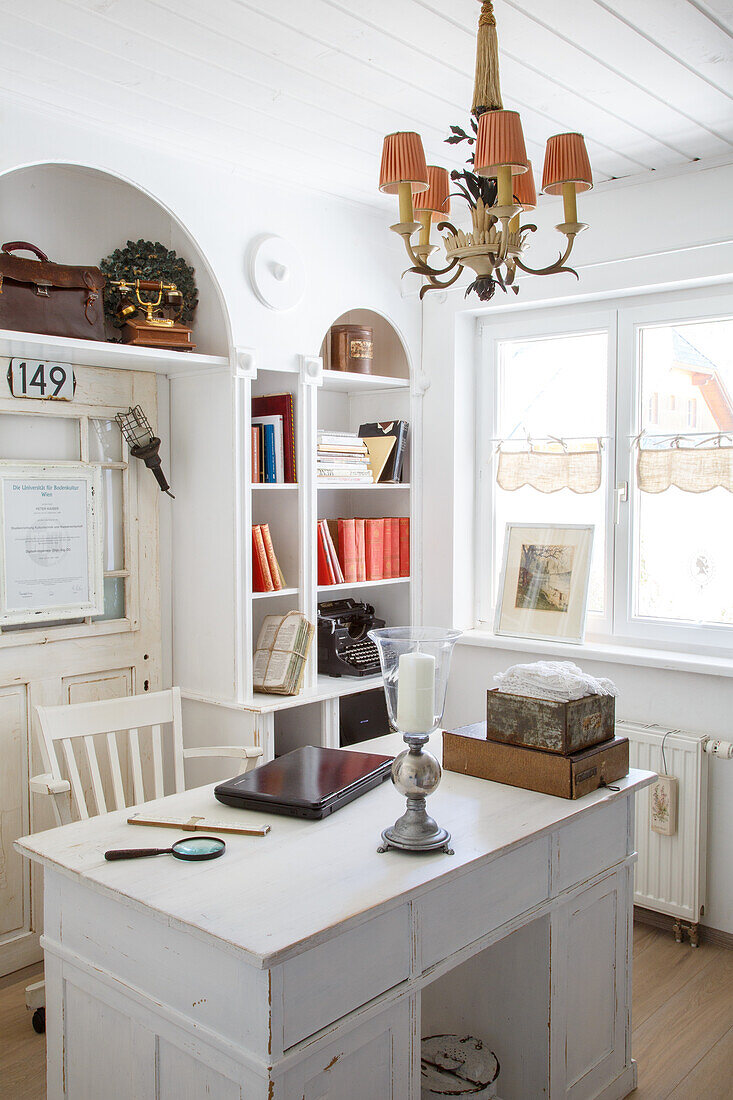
[92,577,125,622]
[494,331,608,614]
[0,413,79,460]
[101,468,124,571]
[636,317,733,626]
[89,418,122,462]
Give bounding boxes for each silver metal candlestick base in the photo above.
[377,735,454,856]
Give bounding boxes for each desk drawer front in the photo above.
[417,839,550,971]
[281,905,410,1049]
[553,799,627,894]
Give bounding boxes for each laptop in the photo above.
[214,745,394,820]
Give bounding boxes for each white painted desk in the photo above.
[17,734,654,1100]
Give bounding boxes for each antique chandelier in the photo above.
[378,0,593,301]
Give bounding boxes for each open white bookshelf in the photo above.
[317,577,410,594]
[316,481,411,490]
[252,587,300,600]
[174,307,421,763]
[0,328,228,377]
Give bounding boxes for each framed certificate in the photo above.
[0,462,104,625]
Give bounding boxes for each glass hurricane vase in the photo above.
[368,627,461,855]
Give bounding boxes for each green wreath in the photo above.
[100,239,199,327]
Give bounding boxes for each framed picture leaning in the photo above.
[495,523,594,644]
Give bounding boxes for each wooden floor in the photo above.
[0,961,45,1100]
[1,926,731,1099]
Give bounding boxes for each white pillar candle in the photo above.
[396,651,436,732]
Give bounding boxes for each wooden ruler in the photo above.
[127,813,270,837]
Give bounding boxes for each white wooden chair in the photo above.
[27,686,261,1029]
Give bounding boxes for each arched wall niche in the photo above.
[318,307,412,381]
[0,162,230,356]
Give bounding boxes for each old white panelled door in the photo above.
[0,363,162,976]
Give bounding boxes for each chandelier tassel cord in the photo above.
[473,0,503,114]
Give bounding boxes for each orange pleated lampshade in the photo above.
[379,132,429,194]
[514,162,537,210]
[474,110,528,177]
[542,133,593,195]
[414,165,451,221]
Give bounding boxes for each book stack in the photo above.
[252,524,287,592]
[443,692,628,800]
[317,517,409,585]
[253,611,314,695]
[252,393,296,483]
[317,431,373,484]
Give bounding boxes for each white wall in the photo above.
[421,159,733,934]
[0,96,420,367]
[0,92,421,694]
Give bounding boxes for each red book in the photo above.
[251,426,260,484]
[338,519,357,583]
[252,393,296,482]
[399,517,410,577]
[321,520,344,584]
[382,517,393,579]
[389,518,400,580]
[317,522,335,585]
[260,523,283,590]
[355,519,366,582]
[252,525,274,592]
[365,519,384,581]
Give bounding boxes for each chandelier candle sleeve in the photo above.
[542,133,593,223]
[379,132,429,224]
[396,652,436,733]
[414,165,451,248]
[509,162,536,233]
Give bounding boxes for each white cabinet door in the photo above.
[280,1000,413,1100]
[0,365,162,975]
[551,869,631,1100]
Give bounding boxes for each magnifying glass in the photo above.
[104,836,226,862]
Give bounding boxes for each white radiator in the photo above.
[618,720,709,925]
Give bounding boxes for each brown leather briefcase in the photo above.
[0,241,106,341]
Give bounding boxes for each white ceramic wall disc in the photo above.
[248,234,305,310]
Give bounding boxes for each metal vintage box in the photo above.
[486,689,615,756]
[443,723,629,800]
[330,324,373,374]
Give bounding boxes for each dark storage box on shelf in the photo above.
[486,689,615,756]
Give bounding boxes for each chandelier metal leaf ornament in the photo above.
[378,0,593,301]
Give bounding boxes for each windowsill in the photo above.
[458,628,733,679]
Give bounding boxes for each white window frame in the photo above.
[615,294,733,652]
[476,288,733,657]
[476,303,618,641]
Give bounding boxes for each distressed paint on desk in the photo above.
[16,732,655,1100]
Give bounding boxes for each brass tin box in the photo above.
[330,324,374,374]
[486,689,615,756]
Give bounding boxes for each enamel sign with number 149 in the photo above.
[8,358,74,401]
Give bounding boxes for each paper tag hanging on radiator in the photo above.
[650,774,678,836]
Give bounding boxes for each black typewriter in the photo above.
[318,599,385,678]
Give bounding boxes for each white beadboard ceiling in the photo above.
[0,0,731,207]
